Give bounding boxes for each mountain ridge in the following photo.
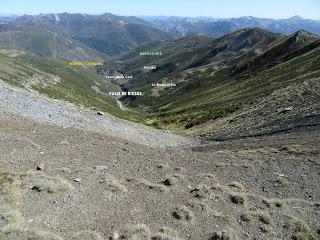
[142,15,320,37]
[0,12,176,59]
[103,28,320,134]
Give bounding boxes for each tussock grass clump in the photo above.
[162,174,184,186]
[230,193,246,204]
[188,200,209,212]
[274,201,283,208]
[195,173,216,180]
[0,171,15,190]
[126,224,150,240]
[213,212,231,222]
[210,230,234,240]
[0,170,23,203]
[244,161,255,170]
[140,179,168,192]
[28,172,73,193]
[276,177,289,188]
[241,210,272,225]
[285,215,318,240]
[102,174,127,192]
[264,198,284,208]
[172,206,194,222]
[190,184,211,199]
[211,183,228,193]
[241,212,254,222]
[153,227,182,240]
[0,207,24,231]
[0,207,62,239]
[260,225,273,233]
[229,181,244,190]
[256,211,272,225]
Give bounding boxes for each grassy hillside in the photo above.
[197,75,320,139]
[0,27,109,61]
[105,29,319,132]
[150,43,320,130]
[232,30,319,75]
[0,51,144,121]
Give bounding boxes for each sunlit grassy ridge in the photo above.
[107,30,320,130]
[0,52,144,121]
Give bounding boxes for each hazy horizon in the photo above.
[1,12,319,21]
[1,0,320,20]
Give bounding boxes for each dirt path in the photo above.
[116,99,130,111]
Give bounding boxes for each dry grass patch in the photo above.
[1,207,63,239]
[230,193,246,204]
[190,184,211,199]
[153,227,182,240]
[210,183,229,193]
[212,211,231,222]
[244,161,255,170]
[242,210,272,225]
[125,224,151,240]
[229,181,244,190]
[172,206,194,222]
[0,207,25,232]
[282,145,319,154]
[162,174,184,186]
[276,177,290,188]
[101,174,127,192]
[27,172,73,193]
[187,200,209,212]
[210,230,236,240]
[0,170,23,204]
[257,211,272,225]
[195,173,216,179]
[285,215,319,240]
[241,212,254,222]
[264,198,284,208]
[260,224,273,233]
[139,179,168,192]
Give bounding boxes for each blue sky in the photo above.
[1,0,320,19]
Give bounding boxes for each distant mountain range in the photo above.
[1,13,319,61]
[141,15,320,37]
[0,14,18,24]
[0,13,174,60]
